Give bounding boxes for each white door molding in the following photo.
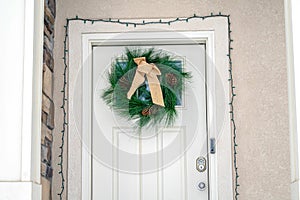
[68,17,232,200]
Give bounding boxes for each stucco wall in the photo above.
[53,0,290,199]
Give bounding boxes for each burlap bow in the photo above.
[127,57,165,107]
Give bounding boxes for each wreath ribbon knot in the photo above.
[127,57,165,107]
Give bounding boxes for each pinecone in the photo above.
[165,73,178,86]
[141,105,161,116]
[141,107,151,116]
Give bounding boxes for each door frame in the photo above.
[68,18,233,200]
[83,31,216,199]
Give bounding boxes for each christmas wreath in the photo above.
[102,48,191,128]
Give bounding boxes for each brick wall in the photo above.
[41,0,56,199]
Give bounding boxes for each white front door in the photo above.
[91,43,208,200]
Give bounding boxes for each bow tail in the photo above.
[127,71,146,99]
[147,75,165,107]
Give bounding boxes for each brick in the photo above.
[44,24,52,39]
[41,145,49,163]
[42,65,53,99]
[42,92,55,130]
[44,35,53,52]
[42,94,51,114]
[44,18,53,36]
[46,165,53,178]
[46,0,56,17]
[41,144,51,164]
[44,6,55,25]
[41,162,53,179]
[46,99,55,130]
[41,123,53,144]
[42,111,48,125]
[41,177,52,200]
[41,162,47,177]
[41,137,52,164]
[43,48,54,71]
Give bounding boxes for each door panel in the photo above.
[92,44,208,200]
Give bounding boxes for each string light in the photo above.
[60,13,239,200]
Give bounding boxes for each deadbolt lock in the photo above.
[196,156,206,172]
[198,182,206,191]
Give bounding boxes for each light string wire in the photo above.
[60,13,239,199]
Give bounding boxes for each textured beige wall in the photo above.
[53,0,290,199]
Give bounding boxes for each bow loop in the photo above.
[133,57,146,65]
[127,57,165,107]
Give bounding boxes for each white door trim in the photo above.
[68,17,233,200]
